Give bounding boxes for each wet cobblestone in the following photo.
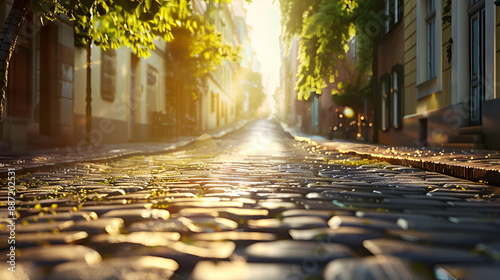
[1,119,500,279]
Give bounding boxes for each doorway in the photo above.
[469,0,485,126]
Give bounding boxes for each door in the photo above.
[469,1,485,126]
[7,45,31,119]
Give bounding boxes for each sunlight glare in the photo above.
[244,0,281,90]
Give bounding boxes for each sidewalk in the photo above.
[281,122,500,186]
[0,119,254,176]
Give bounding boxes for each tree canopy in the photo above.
[278,0,383,100]
[242,70,265,114]
[36,0,239,57]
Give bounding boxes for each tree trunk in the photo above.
[0,0,31,120]
[85,42,92,144]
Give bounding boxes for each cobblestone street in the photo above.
[1,119,500,279]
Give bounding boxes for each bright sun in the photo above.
[244,0,281,89]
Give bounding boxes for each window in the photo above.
[384,0,404,33]
[426,0,436,79]
[392,65,403,128]
[469,0,485,125]
[146,65,158,111]
[416,0,441,95]
[101,49,116,101]
[380,65,403,131]
[380,75,390,131]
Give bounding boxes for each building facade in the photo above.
[1,0,256,153]
[1,3,77,152]
[376,0,500,150]
[193,0,257,132]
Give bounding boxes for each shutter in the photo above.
[392,64,403,129]
[7,46,31,118]
[385,74,391,131]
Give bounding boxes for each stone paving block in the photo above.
[387,229,496,247]
[49,256,178,280]
[397,218,500,233]
[475,242,500,260]
[372,188,427,195]
[21,211,98,223]
[363,238,488,264]
[281,216,328,228]
[242,240,355,264]
[289,226,382,248]
[90,231,180,251]
[324,190,397,201]
[0,262,42,280]
[403,208,486,217]
[127,218,192,233]
[115,240,236,269]
[402,194,463,201]
[89,188,126,196]
[190,261,308,280]
[65,217,124,236]
[80,203,153,216]
[162,201,245,213]
[323,255,434,280]
[435,264,500,280]
[0,231,88,249]
[177,207,269,220]
[4,220,75,234]
[20,198,77,208]
[447,200,500,209]
[383,197,448,207]
[14,245,102,266]
[355,210,446,223]
[280,209,350,219]
[257,200,299,210]
[448,215,500,226]
[101,209,170,225]
[331,199,443,211]
[190,231,277,245]
[328,215,400,231]
[180,216,239,232]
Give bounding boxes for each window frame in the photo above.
[416,0,442,98]
[426,0,437,80]
[384,0,404,33]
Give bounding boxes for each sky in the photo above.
[243,0,281,92]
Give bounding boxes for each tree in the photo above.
[243,70,265,114]
[0,0,247,120]
[278,0,384,100]
[164,12,241,134]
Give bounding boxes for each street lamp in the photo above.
[344,107,354,118]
